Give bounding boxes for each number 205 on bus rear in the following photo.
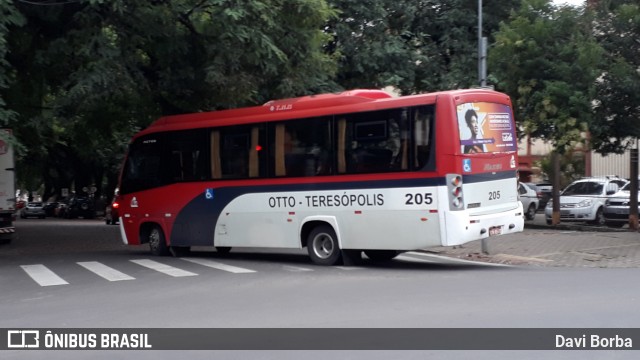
[115,88,524,265]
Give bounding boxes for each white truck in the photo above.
[0,129,15,243]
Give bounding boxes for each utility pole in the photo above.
[630,147,639,230]
[552,152,561,225]
[478,0,487,87]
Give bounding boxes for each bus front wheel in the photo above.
[148,225,170,256]
[307,225,342,266]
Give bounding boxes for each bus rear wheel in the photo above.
[364,250,399,262]
[148,225,169,256]
[307,225,342,266]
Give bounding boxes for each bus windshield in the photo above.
[456,102,517,154]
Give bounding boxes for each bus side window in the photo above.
[273,118,332,177]
[216,125,265,179]
[220,131,249,178]
[342,110,402,174]
[211,131,222,179]
[413,106,434,170]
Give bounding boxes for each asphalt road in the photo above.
[2,219,639,360]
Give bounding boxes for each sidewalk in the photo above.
[426,214,640,268]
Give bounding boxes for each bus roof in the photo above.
[140,88,507,135]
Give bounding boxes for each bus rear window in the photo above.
[456,102,517,154]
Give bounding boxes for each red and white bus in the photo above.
[116,88,524,265]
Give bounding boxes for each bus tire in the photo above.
[364,250,399,262]
[148,225,170,256]
[525,204,536,220]
[307,225,342,266]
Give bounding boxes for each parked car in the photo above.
[64,196,95,219]
[54,202,68,217]
[544,176,628,225]
[20,202,46,219]
[105,197,120,225]
[519,183,540,220]
[42,202,59,217]
[529,181,552,210]
[603,182,640,228]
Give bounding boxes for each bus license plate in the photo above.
[489,226,502,236]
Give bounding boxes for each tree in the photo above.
[2,0,338,200]
[327,0,521,94]
[489,0,603,225]
[591,0,640,153]
[489,0,602,151]
[0,0,23,128]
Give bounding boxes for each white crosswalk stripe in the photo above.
[130,259,198,277]
[20,264,69,286]
[77,261,135,281]
[282,265,314,272]
[21,255,442,287]
[181,258,256,273]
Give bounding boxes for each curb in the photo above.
[524,222,634,233]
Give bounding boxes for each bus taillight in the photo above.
[447,174,464,210]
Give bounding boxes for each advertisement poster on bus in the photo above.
[456,102,518,154]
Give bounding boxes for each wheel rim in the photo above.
[527,206,533,218]
[311,233,335,260]
[149,228,160,251]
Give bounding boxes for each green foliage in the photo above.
[489,0,602,154]
[327,0,521,94]
[2,0,638,200]
[537,150,585,189]
[0,0,24,127]
[591,1,640,153]
[2,0,338,199]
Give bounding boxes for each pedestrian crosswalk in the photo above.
[16,257,326,287]
[18,258,257,287]
[181,257,257,274]
[77,261,135,282]
[20,264,70,287]
[130,259,199,277]
[14,251,492,287]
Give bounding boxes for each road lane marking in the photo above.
[335,266,364,270]
[282,265,314,272]
[130,259,198,277]
[20,264,69,286]
[77,261,135,281]
[181,258,256,273]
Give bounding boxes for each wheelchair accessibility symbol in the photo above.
[463,159,472,173]
[205,188,214,200]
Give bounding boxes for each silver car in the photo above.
[545,177,627,225]
[603,182,640,228]
[519,183,540,220]
[20,202,46,219]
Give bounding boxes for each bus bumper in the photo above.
[442,204,524,247]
